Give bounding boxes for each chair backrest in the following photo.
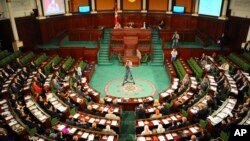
[28,127,37,137]
[199,119,207,129]
[70,107,76,115]
[220,131,229,141]
[181,109,188,117]
[51,117,58,126]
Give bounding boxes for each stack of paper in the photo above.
[138,121,144,127]
[69,128,77,134]
[73,113,80,119]
[189,127,197,133]
[152,120,159,125]
[161,92,169,97]
[111,120,118,126]
[170,116,177,121]
[166,134,173,140]
[89,118,95,123]
[162,119,169,124]
[158,135,166,141]
[99,119,106,125]
[81,132,89,139]
[107,136,114,141]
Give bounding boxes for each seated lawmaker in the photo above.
[219,62,229,73]
[136,104,146,119]
[141,125,152,135]
[160,103,171,116]
[105,109,120,120]
[13,58,23,70]
[89,122,102,132]
[102,125,116,134]
[178,117,190,128]
[155,124,165,133]
[6,64,15,74]
[32,81,43,94]
[52,78,64,92]
[150,109,162,119]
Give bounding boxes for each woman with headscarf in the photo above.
[102,125,116,134]
[156,124,165,133]
[141,125,152,135]
[151,109,162,119]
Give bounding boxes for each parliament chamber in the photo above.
[0,0,250,141]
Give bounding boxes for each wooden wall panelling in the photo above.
[16,16,37,50]
[227,16,250,51]
[121,13,146,27]
[175,0,192,13]
[38,20,54,44]
[122,0,141,11]
[70,0,89,13]
[146,13,166,27]
[148,0,168,11]
[96,0,115,11]
[170,15,196,30]
[95,13,114,27]
[197,16,225,42]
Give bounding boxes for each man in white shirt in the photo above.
[171,49,178,62]
[172,31,180,48]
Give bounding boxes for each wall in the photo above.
[96,0,115,11]
[176,0,192,13]
[0,0,36,18]
[230,0,250,18]
[122,0,141,11]
[70,0,89,13]
[148,0,168,11]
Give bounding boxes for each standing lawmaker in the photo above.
[172,31,180,48]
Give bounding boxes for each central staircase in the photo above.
[98,28,113,65]
[150,28,164,66]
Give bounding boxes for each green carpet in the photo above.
[89,60,170,99]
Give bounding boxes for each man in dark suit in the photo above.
[21,67,29,78]
[10,83,20,94]
[13,58,22,70]
[193,107,209,122]
[218,82,230,95]
[178,117,190,128]
[6,64,15,74]
[217,33,229,51]
[136,104,146,119]
[76,118,90,129]
[160,103,171,116]
[38,68,46,83]
[29,61,37,72]
[238,81,249,103]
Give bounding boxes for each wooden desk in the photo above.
[104,95,154,111]
[53,122,119,141]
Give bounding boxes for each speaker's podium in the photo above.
[122,36,140,66]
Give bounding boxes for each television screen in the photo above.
[173,6,185,13]
[198,0,223,16]
[42,0,66,16]
[79,6,90,13]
